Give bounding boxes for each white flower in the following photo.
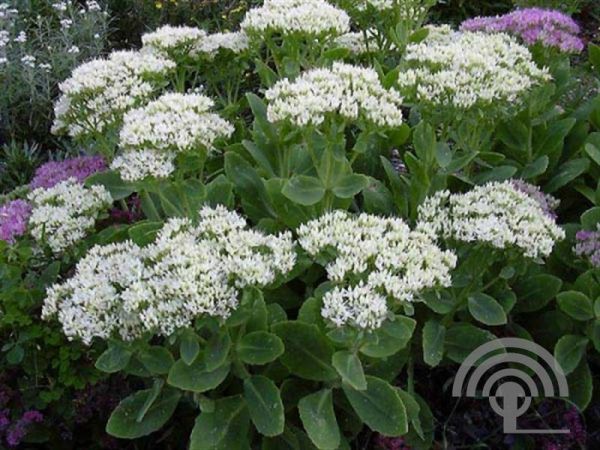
[417,181,565,259]
[142,25,206,58]
[322,282,388,329]
[265,62,404,127]
[192,31,250,58]
[27,179,113,254]
[110,149,176,182]
[52,50,175,139]
[21,55,35,67]
[14,31,27,43]
[52,2,67,12]
[43,206,296,344]
[298,210,456,329]
[241,0,350,37]
[67,45,79,54]
[397,30,550,111]
[112,92,234,181]
[86,1,102,12]
[60,18,72,29]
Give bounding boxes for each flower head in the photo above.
[266,62,403,128]
[417,181,565,259]
[30,155,106,189]
[461,8,584,53]
[0,200,32,243]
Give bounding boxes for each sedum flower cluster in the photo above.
[417,181,565,259]
[27,179,112,254]
[111,92,234,181]
[141,26,249,60]
[52,51,175,139]
[297,211,456,330]
[30,155,106,189]
[43,206,296,344]
[0,200,31,243]
[574,226,600,267]
[265,62,404,127]
[460,7,584,54]
[396,29,550,111]
[241,0,350,37]
[141,25,206,59]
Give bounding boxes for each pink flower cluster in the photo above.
[0,200,32,243]
[460,8,584,53]
[30,155,106,189]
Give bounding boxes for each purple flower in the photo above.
[375,435,411,450]
[4,410,43,448]
[461,8,584,53]
[575,227,600,267]
[21,410,43,424]
[0,200,32,243]
[30,155,106,189]
[511,179,559,219]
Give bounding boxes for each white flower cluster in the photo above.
[417,181,565,259]
[43,206,296,344]
[357,0,431,19]
[142,25,206,58]
[52,50,175,138]
[27,179,112,254]
[265,62,404,127]
[241,0,350,37]
[111,92,234,181]
[142,25,249,60]
[298,211,456,329]
[396,30,550,110]
[193,31,250,58]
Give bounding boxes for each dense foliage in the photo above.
[1,0,600,449]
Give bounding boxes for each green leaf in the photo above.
[554,335,588,375]
[513,274,562,313]
[343,376,408,437]
[568,359,593,411]
[435,143,452,168]
[591,319,600,352]
[180,328,200,365]
[272,322,337,381]
[360,316,416,358]
[557,291,594,321]
[581,207,600,230]
[395,389,423,440]
[136,379,163,423]
[589,43,600,72]
[298,389,340,450]
[205,330,231,371]
[86,170,135,200]
[244,375,285,437]
[237,331,284,365]
[584,143,600,167]
[6,345,24,365]
[545,158,589,193]
[445,324,497,363]
[167,360,230,392]
[128,221,163,246]
[190,395,250,450]
[468,293,507,326]
[413,121,436,164]
[332,174,369,199]
[332,351,367,391]
[422,320,445,367]
[106,387,181,439]
[282,176,325,206]
[137,346,174,375]
[96,345,132,373]
[520,156,549,179]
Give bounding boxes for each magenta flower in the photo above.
[461,8,584,53]
[30,155,106,189]
[0,200,32,243]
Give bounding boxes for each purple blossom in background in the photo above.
[461,8,585,53]
[511,179,560,219]
[30,155,106,189]
[4,410,43,448]
[575,227,600,267]
[0,200,32,243]
[375,435,411,450]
